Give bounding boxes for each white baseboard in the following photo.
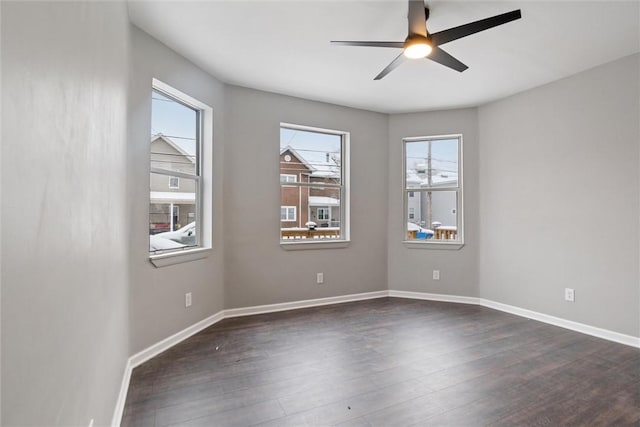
[385,289,639,348]
[388,290,480,305]
[111,362,132,427]
[113,288,639,426]
[224,290,389,318]
[112,310,225,426]
[129,310,225,368]
[479,298,640,348]
[113,290,387,426]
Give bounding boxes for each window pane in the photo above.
[150,172,198,253]
[280,174,296,183]
[151,90,197,175]
[280,127,341,184]
[280,185,341,240]
[406,191,459,241]
[405,139,458,189]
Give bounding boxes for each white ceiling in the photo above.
[128,1,640,114]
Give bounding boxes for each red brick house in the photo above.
[280,146,341,230]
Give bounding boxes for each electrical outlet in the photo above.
[317,273,324,284]
[564,288,575,302]
[185,292,192,307]
[433,270,440,280]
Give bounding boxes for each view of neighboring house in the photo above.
[280,145,341,229]
[149,134,196,233]
[406,167,457,230]
[404,137,460,240]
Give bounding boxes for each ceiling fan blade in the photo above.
[331,41,405,48]
[430,10,521,46]
[408,0,427,37]
[427,47,468,72]
[374,53,407,80]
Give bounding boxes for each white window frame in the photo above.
[169,176,180,189]
[402,134,464,250]
[281,206,297,221]
[149,79,214,267]
[280,123,350,250]
[317,207,330,221]
[280,174,297,184]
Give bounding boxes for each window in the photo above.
[280,124,349,244]
[317,207,330,221]
[149,79,213,263]
[404,135,462,246]
[281,206,296,221]
[280,174,297,183]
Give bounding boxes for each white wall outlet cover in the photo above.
[185,292,192,307]
[433,270,440,280]
[317,273,324,284]
[564,288,575,302]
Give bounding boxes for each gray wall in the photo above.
[1,2,130,425]
[128,27,226,354]
[387,109,479,297]
[224,86,388,308]
[478,54,640,336]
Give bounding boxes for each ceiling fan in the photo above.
[331,0,521,80]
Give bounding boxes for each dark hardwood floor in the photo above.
[122,297,640,426]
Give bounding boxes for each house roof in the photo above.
[281,145,340,179]
[309,196,340,206]
[151,134,195,164]
[280,145,315,172]
[406,168,458,187]
[150,191,196,204]
[280,145,340,178]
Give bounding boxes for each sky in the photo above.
[151,93,456,183]
[151,90,197,156]
[280,127,341,174]
[405,138,459,185]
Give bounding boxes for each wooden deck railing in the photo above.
[281,228,341,240]
[407,226,457,241]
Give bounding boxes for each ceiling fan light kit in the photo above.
[331,0,522,80]
[403,35,432,59]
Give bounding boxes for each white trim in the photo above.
[150,247,212,268]
[112,310,225,426]
[280,173,297,183]
[113,289,639,426]
[280,205,296,222]
[112,291,386,426]
[111,364,131,427]
[129,311,225,368]
[402,134,464,247]
[402,241,465,250]
[388,290,479,305]
[280,240,350,250]
[479,298,640,348]
[387,290,639,348]
[224,291,388,318]
[151,78,213,256]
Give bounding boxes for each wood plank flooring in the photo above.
[122,297,640,426]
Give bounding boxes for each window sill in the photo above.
[280,240,350,250]
[150,247,212,268]
[403,241,464,250]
